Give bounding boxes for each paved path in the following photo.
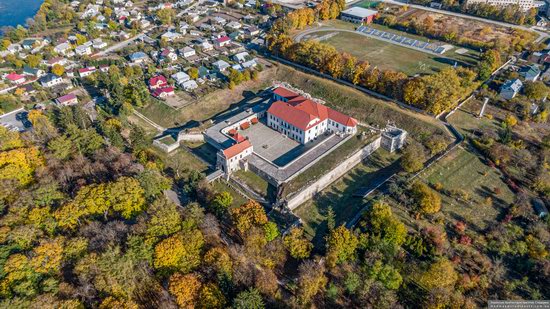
[379,0,548,42]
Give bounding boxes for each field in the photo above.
[416,147,514,231]
[295,20,479,76]
[233,170,270,198]
[211,180,249,207]
[294,150,401,246]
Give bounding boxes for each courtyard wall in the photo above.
[284,136,382,210]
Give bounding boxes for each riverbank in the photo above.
[0,0,43,29]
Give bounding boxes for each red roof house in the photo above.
[215,36,231,47]
[149,75,168,90]
[152,86,175,99]
[222,140,252,159]
[6,73,26,84]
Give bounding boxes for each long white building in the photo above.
[466,0,534,11]
[267,87,358,144]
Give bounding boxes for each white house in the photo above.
[215,36,231,48]
[75,44,92,56]
[78,67,97,78]
[54,42,71,55]
[267,87,358,144]
[40,73,64,88]
[213,60,230,72]
[216,140,253,174]
[181,80,198,91]
[181,46,196,58]
[171,71,190,84]
[161,31,183,42]
[201,41,214,51]
[232,51,249,63]
[92,38,107,49]
[500,79,523,100]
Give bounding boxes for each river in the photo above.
[0,0,43,29]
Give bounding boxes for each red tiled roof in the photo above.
[57,93,77,103]
[6,73,25,81]
[228,129,237,136]
[149,75,168,87]
[251,117,258,124]
[240,122,250,130]
[268,101,319,131]
[328,108,358,127]
[273,87,300,99]
[269,87,357,130]
[78,67,96,73]
[216,36,230,43]
[152,86,174,97]
[233,133,246,143]
[222,140,252,159]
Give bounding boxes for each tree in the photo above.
[411,182,441,214]
[156,8,175,25]
[326,206,335,231]
[364,201,407,247]
[418,259,458,290]
[524,81,548,100]
[153,229,204,274]
[209,191,232,217]
[233,288,265,309]
[204,247,232,278]
[325,226,359,267]
[401,143,425,173]
[188,67,199,79]
[198,283,226,309]
[230,200,268,234]
[296,260,327,305]
[30,238,64,275]
[503,114,518,128]
[168,272,202,308]
[146,197,182,240]
[263,221,279,242]
[283,227,313,259]
[137,169,172,199]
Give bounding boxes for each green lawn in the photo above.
[355,0,380,8]
[211,180,249,208]
[293,150,401,247]
[417,147,515,232]
[233,170,270,197]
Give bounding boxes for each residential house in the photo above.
[519,64,541,82]
[92,38,107,49]
[171,72,190,84]
[39,74,64,88]
[201,41,214,51]
[232,51,249,63]
[159,49,178,62]
[149,75,168,90]
[47,57,68,67]
[21,39,39,50]
[129,51,149,64]
[215,36,231,48]
[161,31,183,42]
[245,26,260,36]
[532,198,548,218]
[55,93,79,106]
[242,59,257,69]
[78,67,97,78]
[54,42,71,55]
[23,66,45,78]
[7,44,22,54]
[213,60,230,72]
[226,21,242,30]
[181,46,196,58]
[75,44,93,56]
[152,86,175,99]
[500,78,523,100]
[267,87,358,144]
[5,73,26,85]
[181,80,198,91]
